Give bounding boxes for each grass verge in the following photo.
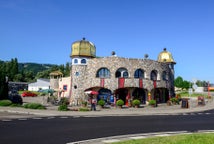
[113,133,214,144]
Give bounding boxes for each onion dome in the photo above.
[70,38,96,58]
[158,48,176,63]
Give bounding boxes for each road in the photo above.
[0,109,214,144]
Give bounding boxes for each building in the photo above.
[51,38,176,105]
[28,78,50,91]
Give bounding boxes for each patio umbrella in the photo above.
[84,90,98,95]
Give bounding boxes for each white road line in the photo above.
[60,116,69,119]
[47,117,55,119]
[1,119,12,122]
[155,134,170,137]
[18,118,27,121]
[102,139,120,143]
[130,136,147,139]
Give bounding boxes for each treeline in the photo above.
[174,76,208,90]
[0,58,71,82]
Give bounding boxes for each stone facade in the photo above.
[53,38,176,106]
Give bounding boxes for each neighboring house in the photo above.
[28,78,50,91]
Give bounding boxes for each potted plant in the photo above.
[149,99,157,107]
[116,99,124,108]
[98,99,105,108]
[132,99,141,108]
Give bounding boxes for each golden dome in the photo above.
[158,48,176,63]
[71,38,96,58]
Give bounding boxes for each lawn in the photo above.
[113,133,214,144]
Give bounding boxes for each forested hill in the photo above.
[0,59,70,82]
[18,63,58,75]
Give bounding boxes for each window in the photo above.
[96,68,110,78]
[74,59,78,64]
[162,71,167,80]
[63,85,67,91]
[134,69,144,78]
[115,68,129,78]
[150,70,157,80]
[81,59,86,64]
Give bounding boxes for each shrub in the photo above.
[149,99,156,105]
[132,99,141,107]
[24,103,46,109]
[116,99,124,106]
[0,100,12,106]
[170,97,180,104]
[58,97,69,105]
[58,104,68,111]
[98,99,105,107]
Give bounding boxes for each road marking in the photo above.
[60,116,68,119]
[130,136,147,139]
[1,119,12,122]
[102,139,120,143]
[47,117,55,119]
[205,113,211,115]
[18,118,27,121]
[156,134,170,137]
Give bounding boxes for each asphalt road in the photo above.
[0,110,214,144]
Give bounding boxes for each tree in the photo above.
[174,76,183,88]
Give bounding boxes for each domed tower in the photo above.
[158,48,176,98]
[70,38,96,105]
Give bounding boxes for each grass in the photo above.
[178,91,208,97]
[113,133,214,144]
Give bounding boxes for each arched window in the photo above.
[134,69,144,78]
[162,71,167,80]
[150,70,157,80]
[96,68,110,78]
[74,59,78,64]
[115,68,129,78]
[81,59,86,64]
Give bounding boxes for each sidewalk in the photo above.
[0,98,214,117]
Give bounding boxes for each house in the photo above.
[28,78,50,91]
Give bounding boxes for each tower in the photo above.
[158,48,176,97]
[70,38,96,105]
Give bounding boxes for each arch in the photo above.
[74,59,78,64]
[150,70,158,80]
[81,59,87,64]
[115,68,129,78]
[98,88,113,104]
[132,88,146,104]
[134,69,145,78]
[96,68,110,78]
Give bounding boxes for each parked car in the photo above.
[21,91,37,97]
[8,91,23,104]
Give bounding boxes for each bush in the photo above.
[149,99,156,105]
[170,97,180,104]
[24,103,46,109]
[116,99,124,106]
[58,97,69,105]
[98,99,105,107]
[58,104,68,111]
[0,100,12,106]
[132,99,141,107]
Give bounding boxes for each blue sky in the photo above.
[0,0,214,83]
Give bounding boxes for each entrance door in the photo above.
[132,88,146,104]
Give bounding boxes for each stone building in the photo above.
[51,38,176,105]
